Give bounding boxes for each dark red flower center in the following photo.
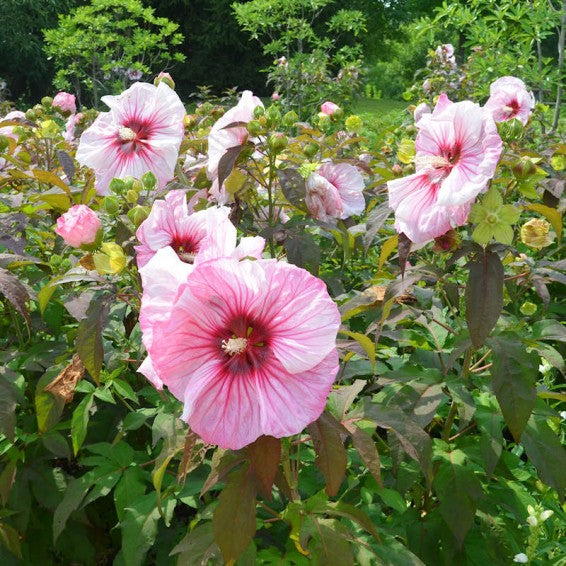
[117,119,153,153]
[171,236,200,263]
[218,315,271,375]
[504,99,520,118]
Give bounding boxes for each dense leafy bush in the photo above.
[0,54,564,566]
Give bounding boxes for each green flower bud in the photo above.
[345,115,363,133]
[125,189,139,204]
[253,105,265,118]
[184,114,198,130]
[154,72,175,90]
[103,196,120,215]
[109,178,126,195]
[498,118,524,142]
[25,109,37,121]
[33,104,43,115]
[302,142,319,158]
[283,110,298,127]
[268,133,288,153]
[512,156,537,180]
[265,106,281,128]
[142,171,157,190]
[49,254,62,269]
[247,120,263,137]
[127,205,150,227]
[520,301,537,316]
[41,96,53,107]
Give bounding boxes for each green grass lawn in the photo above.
[352,97,409,134]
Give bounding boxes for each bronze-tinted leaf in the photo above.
[246,435,281,500]
[217,145,243,192]
[465,250,504,348]
[277,168,306,206]
[0,267,30,328]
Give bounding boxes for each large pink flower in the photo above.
[305,162,365,223]
[135,189,264,267]
[207,90,263,203]
[139,256,341,449]
[53,92,76,115]
[485,76,535,126]
[55,204,101,248]
[388,93,502,243]
[76,82,185,195]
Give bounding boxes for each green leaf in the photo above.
[35,371,66,434]
[0,522,22,559]
[76,293,110,384]
[362,403,432,485]
[246,436,281,500]
[475,404,503,480]
[321,500,380,542]
[114,468,146,523]
[308,412,347,497]
[310,518,354,566]
[170,522,221,564]
[434,453,482,548]
[465,250,504,348]
[0,371,20,443]
[121,493,175,566]
[487,336,538,442]
[338,330,375,368]
[378,235,398,271]
[71,392,94,455]
[522,415,566,502]
[53,472,95,542]
[212,464,257,565]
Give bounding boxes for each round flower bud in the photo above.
[25,109,37,121]
[265,106,281,128]
[247,120,263,137]
[253,105,265,118]
[154,72,175,90]
[268,133,288,153]
[498,118,524,141]
[127,205,150,227]
[125,189,139,204]
[520,301,537,315]
[512,156,537,180]
[103,196,120,215]
[283,110,298,127]
[41,96,53,108]
[52,92,76,115]
[302,142,319,158]
[184,114,198,130]
[320,101,340,116]
[345,115,363,133]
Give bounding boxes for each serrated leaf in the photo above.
[217,145,243,191]
[0,267,30,328]
[465,250,503,348]
[212,464,257,565]
[71,391,94,455]
[488,336,538,441]
[434,454,482,548]
[76,294,111,384]
[522,415,566,501]
[308,412,347,497]
[277,168,306,206]
[246,436,281,500]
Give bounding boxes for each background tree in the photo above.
[43,0,185,108]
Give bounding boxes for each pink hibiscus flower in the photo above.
[207,90,263,204]
[135,189,264,268]
[52,92,76,115]
[485,76,535,125]
[305,162,365,223]
[139,255,341,449]
[76,82,186,195]
[388,93,502,243]
[55,204,101,248]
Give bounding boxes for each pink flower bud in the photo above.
[271,92,280,101]
[154,72,175,90]
[55,205,101,248]
[320,101,340,116]
[413,102,431,123]
[52,92,76,115]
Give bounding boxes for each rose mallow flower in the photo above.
[306,162,365,223]
[485,76,535,126]
[52,92,76,115]
[135,189,264,268]
[55,204,101,248]
[139,255,341,449]
[76,82,186,195]
[207,90,263,204]
[387,93,502,244]
[320,101,340,116]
